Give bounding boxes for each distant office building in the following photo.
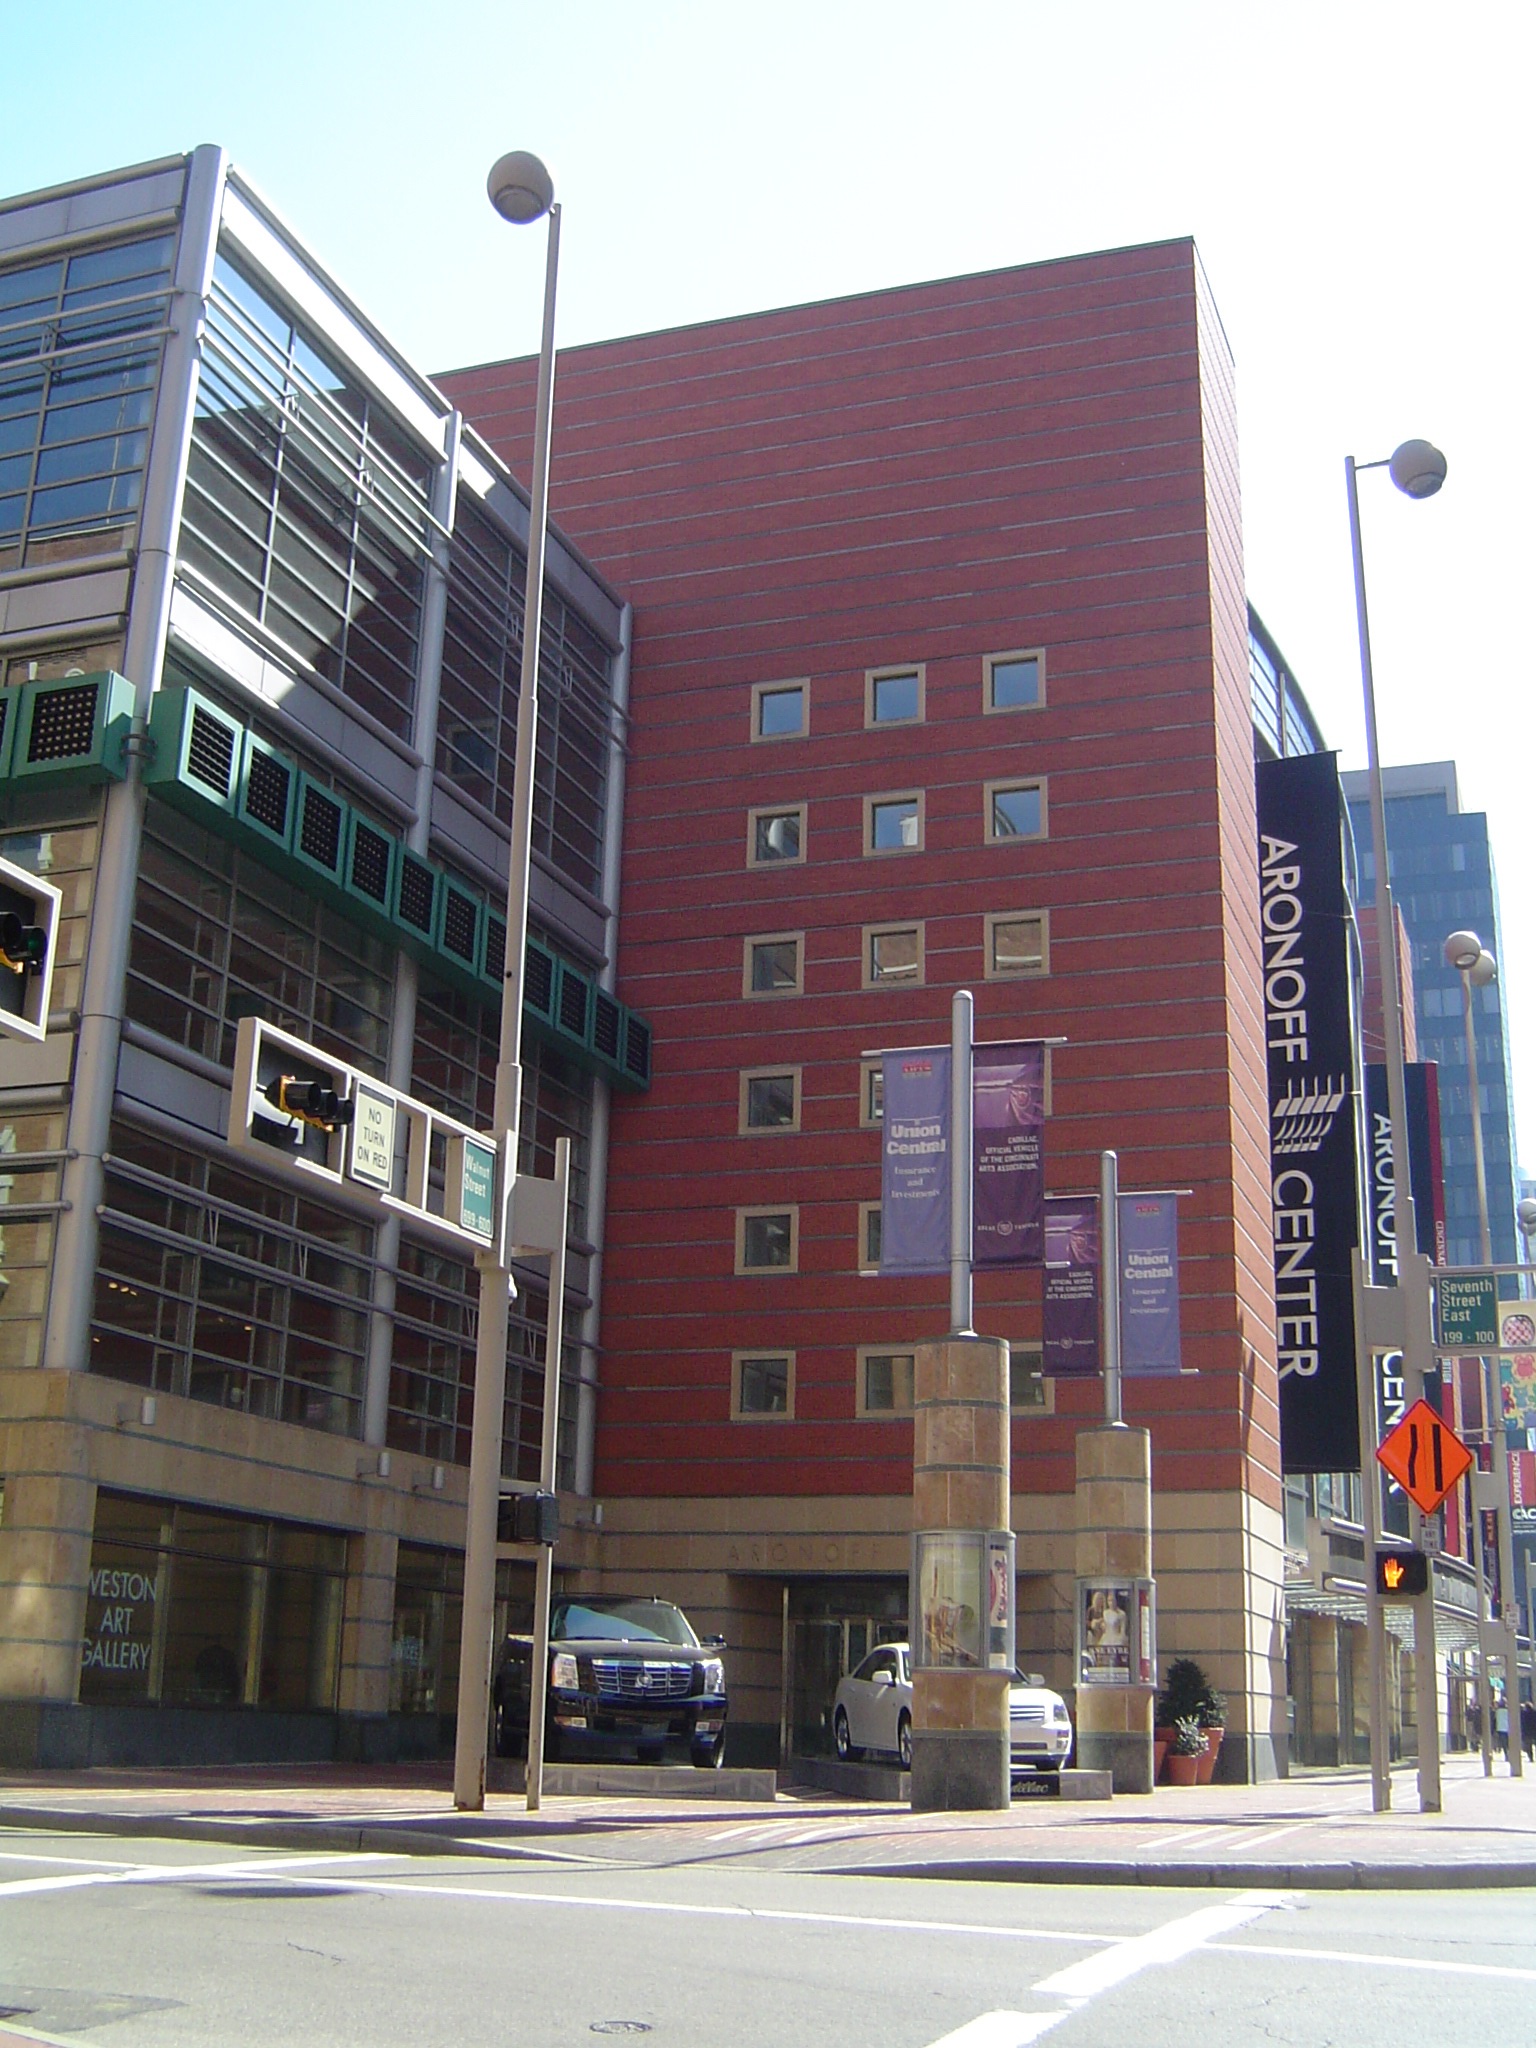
[1343,764,1519,1267]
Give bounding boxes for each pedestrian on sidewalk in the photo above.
[1494,1692,1509,1757]
[1521,1698,1536,1764]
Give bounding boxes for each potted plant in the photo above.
[1164,1716,1207,1787]
[1155,1657,1215,1780]
[1195,1682,1227,1784]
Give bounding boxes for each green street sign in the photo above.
[1435,1273,1498,1351]
[458,1137,497,1241]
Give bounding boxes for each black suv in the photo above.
[493,1595,728,1767]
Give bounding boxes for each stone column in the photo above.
[1075,1423,1152,1791]
[337,1527,398,1761]
[911,1333,1011,1811]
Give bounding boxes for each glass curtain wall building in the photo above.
[0,150,643,1765]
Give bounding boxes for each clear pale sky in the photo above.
[5,0,1532,1171]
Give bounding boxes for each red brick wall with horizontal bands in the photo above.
[443,237,1278,1509]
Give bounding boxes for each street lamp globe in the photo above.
[1445,929,1485,973]
[487,150,555,225]
[1389,439,1447,499]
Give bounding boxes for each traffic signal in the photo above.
[262,1074,355,1133]
[497,1490,559,1547]
[0,855,62,1042]
[1375,1548,1429,1598]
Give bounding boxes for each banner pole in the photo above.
[1101,1149,1121,1426]
[950,988,974,1336]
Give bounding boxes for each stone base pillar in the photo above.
[911,1334,1011,1811]
[1075,1423,1152,1793]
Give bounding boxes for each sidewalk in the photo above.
[3,1753,1535,1890]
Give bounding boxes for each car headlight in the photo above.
[1052,1703,1071,1724]
[550,1651,579,1691]
[700,1658,725,1693]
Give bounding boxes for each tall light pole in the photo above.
[1445,929,1523,1776]
[1347,435,1446,1812]
[453,150,561,1813]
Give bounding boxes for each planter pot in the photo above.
[1195,1726,1224,1784]
[1152,1739,1169,1783]
[1165,1752,1202,1786]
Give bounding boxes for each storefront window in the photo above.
[79,1491,345,1711]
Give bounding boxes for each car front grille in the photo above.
[590,1657,694,1701]
[1011,1701,1048,1725]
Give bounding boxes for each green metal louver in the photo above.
[11,672,134,792]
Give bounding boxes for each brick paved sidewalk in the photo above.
[2,1751,1533,1888]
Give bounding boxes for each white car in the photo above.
[831,1642,1073,1773]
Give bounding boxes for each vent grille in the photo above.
[186,702,237,796]
[298,783,343,871]
[349,821,392,904]
[592,991,621,1061]
[27,680,99,764]
[524,944,553,1015]
[484,915,506,984]
[558,969,588,1039]
[625,1016,652,1083]
[441,886,478,964]
[244,749,291,835]
[397,854,436,935]
[589,1658,694,1701]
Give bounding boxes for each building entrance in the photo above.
[782,1577,906,1760]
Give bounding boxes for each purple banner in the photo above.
[1043,1196,1099,1376]
[1118,1194,1182,1376]
[973,1041,1045,1267]
[880,1048,950,1275]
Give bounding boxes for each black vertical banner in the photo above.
[1257,753,1361,1473]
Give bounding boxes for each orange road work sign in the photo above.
[1375,1398,1474,1516]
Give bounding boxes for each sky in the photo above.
[5,0,1533,1170]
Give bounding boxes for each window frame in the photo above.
[743,930,805,999]
[746,801,807,868]
[862,920,925,989]
[858,1200,883,1274]
[1009,1343,1053,1414]
[984,909,1049,980]
[864,789,925,857]
[735,1204,799,1274]
[732,1349,795,1419]
[739,1065,802,1135]
[859,1059,884,1128]
[751,677,809,742]
[865,662,926,729]
[984,776,1048,845]
[984,647,1046,716]
[857,1344,917,1417]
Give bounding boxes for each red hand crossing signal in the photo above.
[1375,1548,1429,1598]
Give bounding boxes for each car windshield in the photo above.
[551,1598,700,1646]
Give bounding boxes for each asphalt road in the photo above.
[4,1827,1535,2048]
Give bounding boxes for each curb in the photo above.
[6,1803,1536,1888]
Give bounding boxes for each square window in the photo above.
[1009,1345,1049,1412]
[745,932,804,997]
[866,664,924,726]
[748,804,805,866]
[859,1347,915,1414]
[985,911,1047,978]
[742,1067,800,1132]
[733,1351,794,1418]
[866,792,923,854]
[737,1206,798,1272]
[858,1202,883,1272]
[985,648,1045,713]
[752,678,807,740]
[987,779,1046,842]
[864,922,923,987]
[860,1061,884,1125]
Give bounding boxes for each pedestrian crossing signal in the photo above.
[1375,1548,1429,1598]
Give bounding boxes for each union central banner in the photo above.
[879,1047,951,1274]
[1118,1193,1183,1376]
[972,1040,1045,1267]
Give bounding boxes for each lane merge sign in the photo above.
[1375,1397,1474,1517]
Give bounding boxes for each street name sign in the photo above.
[1375,1398,1474,1517]
[1435,1274,1498,1351]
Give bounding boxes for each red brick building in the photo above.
[444,237,1284,1775]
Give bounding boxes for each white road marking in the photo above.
[1220,1938,1536,1985]
[0,1849,403,1901]
[1133,1823,1236,1854]
[924,2013,1069,2048]
[1033,1890,1292,1999]
[1237,1821,1311,1851]
[0,1849,144,1870]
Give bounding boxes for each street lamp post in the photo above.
[1346,436,1446,1813]
[452,150,562,1813]
[1445,929,1523,1777]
